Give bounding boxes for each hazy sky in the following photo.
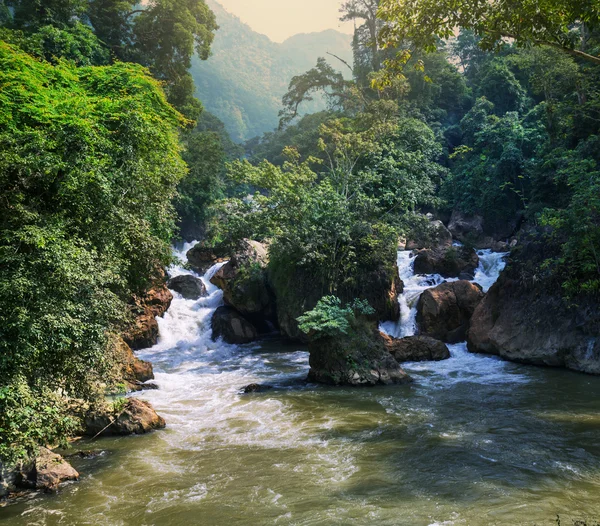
[217,0,354,42]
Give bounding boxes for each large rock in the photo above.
[448,209,521,249]
[448,210,485,244]
[413,245,479,279]
[468,236,600,373]
[307,325,413,386]
[112,336,154,392]
[210,239,274,330]
[417,280,484,343]
[382,334,451,362]
[15,447,79,492]
[83,399,166,437]
[186,242,230,274]
[406,219,453,251]
[167,274,207,300]
[211,306,259,344]
[123,283,173,350]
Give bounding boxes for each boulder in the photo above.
[83,399,166,437]
[186,242,230,274]
[15,447,79,492]
[382,334,451,362]
[167,274,207,300]
[406,219,453,251]
[211,306,259,344]
[123,283,172,350]
[413,245,479,279]
[210,240,274,330]
[417,280,484,343]
[468,236,600,374]
[307,325,413,386]
[448,210,485,244]
[113,336,154,392]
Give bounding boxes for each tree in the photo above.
[0,42,186,461]
[340,0,382,74]
[378,0,600,66]
[131,0,218,120]
[6,0,87,29]
[279,58,357,128]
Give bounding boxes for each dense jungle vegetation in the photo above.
[1,0,599,464]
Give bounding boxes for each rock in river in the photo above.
[167,274,207,300]
[211,306,259,344]
[382,334,451,362]
[417,280,484,343]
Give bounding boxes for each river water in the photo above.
[3,246,600,525]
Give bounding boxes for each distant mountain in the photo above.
[191,1,353,143]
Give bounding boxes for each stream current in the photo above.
[3,245,600,525]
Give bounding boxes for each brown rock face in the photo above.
[211,306,259,344]
[16,448,79,492]
[123,284,173,350]
[417,280,484,343]
[113,336,154,391]
[307,325,413,386]
[467,236,600,374]
[414,245,480,279]
[83,399,166,437]
[186,242,230,274]
[382,334,451,362]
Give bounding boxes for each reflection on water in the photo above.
[2,246,600,526]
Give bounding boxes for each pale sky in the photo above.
[217,0,354,42]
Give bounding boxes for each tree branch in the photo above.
[326,52,354,73]
[501,32,600,66]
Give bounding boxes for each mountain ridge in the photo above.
[191,1,353,142]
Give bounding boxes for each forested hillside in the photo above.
[191,0,353,142]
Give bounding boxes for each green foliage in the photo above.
[297,296,374,340]
[0,43,186,462]
[0,379,79,464]
[379,0,600,66]
[0,23,109,66]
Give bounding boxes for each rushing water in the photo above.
[3,245,600,525]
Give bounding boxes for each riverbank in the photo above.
[3,245,600,525]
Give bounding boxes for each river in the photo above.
[3,245,600,525]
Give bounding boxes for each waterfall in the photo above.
[380,249,508,340]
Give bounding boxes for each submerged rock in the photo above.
[417,280,484,343]
[383,334,450,362]
[240,383,273,394]
[413,245,479,279]
[83,399,166,437]
[167,274,207,300]
[468,235,600,374]
[211,306,259,344]
[15,447,79,492]
[307,325,413,386]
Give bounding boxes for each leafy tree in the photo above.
[279,58,357,128]
[297,296,375,340]
[378,0,600,66]
[7,0,88,29]
[0,42,186,461]
[340,0,382,74]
